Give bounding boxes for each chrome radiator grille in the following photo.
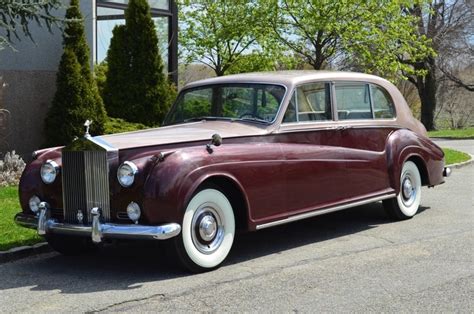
[62,150,111,223]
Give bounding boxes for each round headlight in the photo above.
[40,160,59,184]
[117,161,138,187]
[29,195,41,213]
[127,202,141,222]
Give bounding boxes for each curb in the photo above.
[0,242,51,264]
[430,137,474,140]
[447,154,474,169]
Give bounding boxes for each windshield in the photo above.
[163,84,286,126]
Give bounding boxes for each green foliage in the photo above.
[0,186,42,251]
[94,61,108,100]
[267,0,434,80]
[177,0,276,76]
[44,49,99,146]
[104,117,147,134]
[44,0,106,146]
[442,148,471,165]
[63,0,106,134]
[103,0,176,126]
[0,0,62,51]
[429,128,474,139]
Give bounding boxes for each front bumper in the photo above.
[15,205,181,244]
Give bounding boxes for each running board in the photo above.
[255,193,396,230]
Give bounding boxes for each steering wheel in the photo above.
[239,112,265,120]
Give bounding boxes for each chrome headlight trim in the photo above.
[117,161,138,187]
[40,160,60,184]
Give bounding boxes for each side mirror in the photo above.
[206,133,222,154]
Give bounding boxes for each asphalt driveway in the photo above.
[0,165,472,312]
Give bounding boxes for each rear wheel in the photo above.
[46,235,97,256]
[174,188,235,273]
[383,160,422,220]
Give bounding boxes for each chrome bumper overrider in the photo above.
[14,204,181,244]
[443,167,451,177]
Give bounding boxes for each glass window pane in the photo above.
[296,82,332,122]
[96,16,169,69]
[97,6,124,16]
[97,0,169,10]
[164,84,286,125]
[282,92,297,123]
[154,16,169,72]
[371,85,396,119]
[335,83,373,120]
[97,19,125,63]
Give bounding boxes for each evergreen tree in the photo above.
[44,49,97,146]
[62,0,107,134]
[103,0,175,126]
[44,0,107,146]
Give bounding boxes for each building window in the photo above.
[96,0,177,83]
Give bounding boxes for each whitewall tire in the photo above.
[383,161,422,220]
[175,188,235,272]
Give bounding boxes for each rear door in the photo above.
[334,81,396,198]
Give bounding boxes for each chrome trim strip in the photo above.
[256,193,396,230]
[15,213,182,241]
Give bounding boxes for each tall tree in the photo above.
[268,0,433,79]
[401,0,473,130]
[43,49,97,146]
[178,0,275,76]
[63,0,106,134]
[44,0,106,145]
[0,0,62,50]
[104,0,175,126]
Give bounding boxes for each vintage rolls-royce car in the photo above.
[16,71,450,272]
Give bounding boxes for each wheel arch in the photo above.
[180,173,251,232]
[406,155,429,186]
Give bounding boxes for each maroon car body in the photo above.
[15,71,448,272]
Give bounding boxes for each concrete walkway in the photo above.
[432,139,474,155]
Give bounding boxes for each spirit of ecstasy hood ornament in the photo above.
[84,120,93,137]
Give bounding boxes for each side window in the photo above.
[283,82,332,123]
[283,92,297,123]
[371,85,396,119]
[297,82,332,121]
[335,83,372,120]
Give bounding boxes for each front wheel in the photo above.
[383,160,422,220]
[174,188,235,273]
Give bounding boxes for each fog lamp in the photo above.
[127,202,141,223]
[29,195,41,213]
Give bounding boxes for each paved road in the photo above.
[1,165,473,312]
[432,139,474,155]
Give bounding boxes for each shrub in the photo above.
[0,151,25,187]
[103,0,176,126]
[104,117,147,134]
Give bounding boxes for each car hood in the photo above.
[97,121,270,150]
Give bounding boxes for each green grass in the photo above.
[443,148,471,165]
[428,127,474,139]
[0,186,42,251]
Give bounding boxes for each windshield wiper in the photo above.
[237,117,271,124]
[183,116,234,123]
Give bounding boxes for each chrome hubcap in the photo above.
[191,204,224,254]
[402,178,413,199]
[401,175,416,206]
[199,214,217,241]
